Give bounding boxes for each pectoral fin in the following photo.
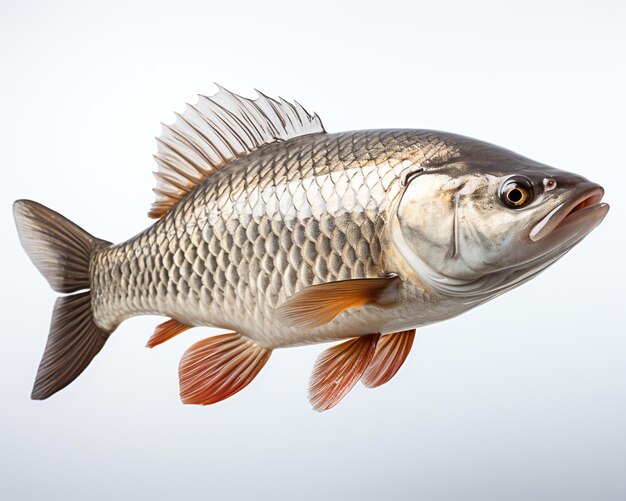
[276,276,400,330]
[147,318,192,348]
[309,334,380,412]
[361,329,415,388]
[179,333,271,405]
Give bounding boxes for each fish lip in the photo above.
[529,185,609,242]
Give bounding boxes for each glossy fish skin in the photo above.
[14,87,609,408]
[91,129,461,348]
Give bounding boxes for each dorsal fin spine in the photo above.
[188,111,239,160]
[235,103,264,138]
[294,101,310,120]
[279,97,300,129]
[172,112,223,163]
[253,92,283,135]
[155,136,207,175]
[195,100,252,160]
[152,155,202,184]
[154,172,190,192]
[204,97,257,146]
[162,122,214,165]
[153,187,181,198]
[176,111,228,163]
[204,107,252,152]
[230,92,267,139]
[196,105,249,154]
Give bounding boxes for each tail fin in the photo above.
[13,200,113,400]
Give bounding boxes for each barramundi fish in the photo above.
[14,86,609,411]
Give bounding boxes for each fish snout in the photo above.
[529,180,609,242]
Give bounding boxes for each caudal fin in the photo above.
[13,200,113,400]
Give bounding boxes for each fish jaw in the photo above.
[529,184,609,242]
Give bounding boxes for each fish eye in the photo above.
[499,176,534,208]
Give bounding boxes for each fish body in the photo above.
[14,87,609,410]
[92,130,468,348]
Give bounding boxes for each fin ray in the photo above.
[276,276,400,330]
[309,334,380,412]
[362,330,415,388]
[13,200,110,293]
[179,333,271,405]
[147,318,193,348]
[13,200,115,399]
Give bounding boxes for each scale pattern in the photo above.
[91,129,457,346]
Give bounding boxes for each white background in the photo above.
[1,1,624,499]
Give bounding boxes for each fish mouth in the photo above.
[529,185,609,242]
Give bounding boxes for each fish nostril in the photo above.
[543,178,557,191]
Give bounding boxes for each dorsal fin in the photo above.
[149,86,325,218]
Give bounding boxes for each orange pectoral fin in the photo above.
[361,329,415,388]
[147,318,192,348]
[309,334,380,412]
[276,276,400,330]
[179,333,271,406]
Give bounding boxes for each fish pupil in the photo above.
[508,188,523,203]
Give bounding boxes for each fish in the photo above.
[13,86,609,411]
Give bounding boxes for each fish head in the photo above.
[393,134,609,299]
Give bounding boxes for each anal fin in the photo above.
[147,318,192,348]
[309,334,380,412]
[179,333,271,405]
[361,329,415,388]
